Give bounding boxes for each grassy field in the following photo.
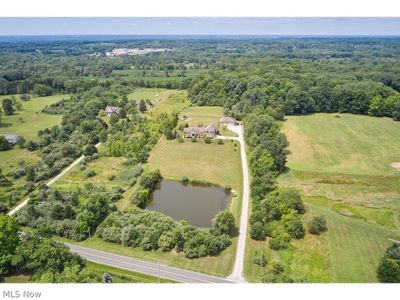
[0,94,68,206]
[127,88,190,117]
[145,137,242,190]
[283,113,400,175]
[52,153,130,192]
[245,113,400,282]
[245,113,400,283]
[307,203,400,282]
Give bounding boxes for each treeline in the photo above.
[0,214,98,282]
[16,185,118,241]
[188,58,400,121]
[98,208,235,259]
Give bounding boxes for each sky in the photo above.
[0,17,399,36]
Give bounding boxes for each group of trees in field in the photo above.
[130,170,163,208]
[16,185,117,241]
[0,214,99,282]
[377,242,400,283]
[98,208,234,259]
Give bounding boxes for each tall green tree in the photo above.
[2,98,14,116]
[0,214,20,276]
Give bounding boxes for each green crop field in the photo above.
[248,113,400,283]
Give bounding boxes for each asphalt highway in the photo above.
[66,243,235,283]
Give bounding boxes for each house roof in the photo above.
[105,106,121,113]
[219,116,237,123]
[205,123,217,131]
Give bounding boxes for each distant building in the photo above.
[219,116,239,126]
[2,134,21,145]
[183,123,218,139]
[105,106,121,116]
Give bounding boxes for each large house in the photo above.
[2,134,21,145]
[219,116,239,126]
[183,123,218,139]
[105,105,121,116]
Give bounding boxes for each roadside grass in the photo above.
[85,261,174,283]
[283,113,400,176]
[56,235,238,278]
[307,203,400,282]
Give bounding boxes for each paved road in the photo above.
[7,143,101,216]
[218,124,250,283]
[67,243,234,283]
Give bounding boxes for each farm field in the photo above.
[254,113,400,283]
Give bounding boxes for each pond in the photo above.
[147,180,232,227]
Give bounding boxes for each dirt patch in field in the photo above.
[390,162,400,171]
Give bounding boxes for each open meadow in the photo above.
[250,113,400,283]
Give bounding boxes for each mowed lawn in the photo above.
[146,137,242,190]
[283,113,400,175]
[271,113,400,283]
[180,106,223,127]
[307,204,400,282]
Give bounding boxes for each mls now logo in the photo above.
[3,291,41,298]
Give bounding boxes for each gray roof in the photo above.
[219,117,237,123]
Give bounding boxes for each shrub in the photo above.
[269,231,291,250]
[191,136,197,143]
[270,261,284,274]
[211,210,236,236]
[308,216,328,235]
[204,137,212,144]
[253,250,267,267]
[250,222,266,240]
[217,139,224,145]
[85,170,96,178]
[377,243,400,283]
[26,141,38,152]
[285,216,305,239]
[181,176,189,185]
